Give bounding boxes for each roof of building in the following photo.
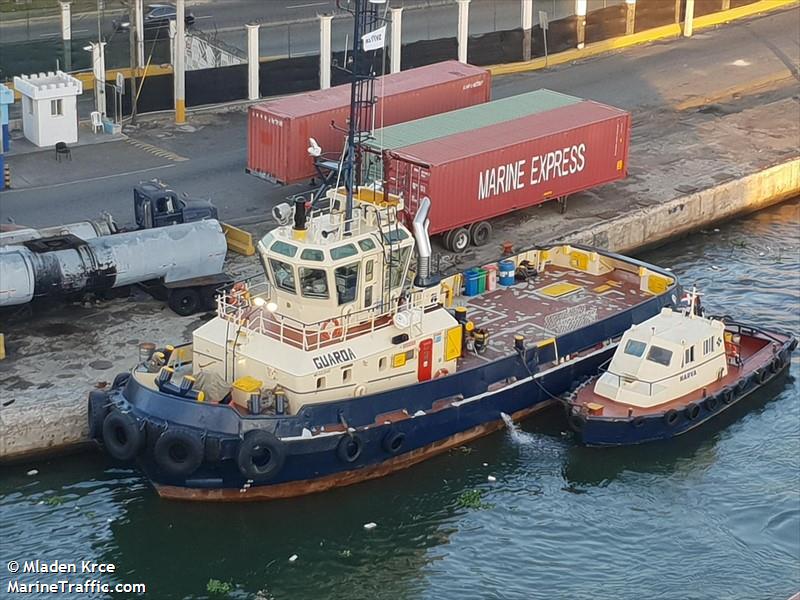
[13,71,83,99]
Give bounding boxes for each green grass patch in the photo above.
[206,579,233,596]
[456,489,493,510]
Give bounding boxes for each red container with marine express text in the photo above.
[246,61,491,185]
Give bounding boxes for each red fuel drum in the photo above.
[384,100,631,235]
[247,61,491,185]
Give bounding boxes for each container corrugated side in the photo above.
[246,61,491,185]
[385,101,631,235]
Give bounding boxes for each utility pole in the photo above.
[128,0,138,123]
[174,0,186,123]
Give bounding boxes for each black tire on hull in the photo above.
[703,395,719,412]
[111,372,131,389]
[568,414,586,433]
[237,430,286,482]
[664,409,680,427]
[101,410,143,461]
[88,391,109,441]
[756,368,769,384]
[770,358,781,373]
[722,387,735,405]
[631,416,646,428]
[381,429,406,455]
[153,428,204,478]
[684,402,701,421]
[337,434,364,463]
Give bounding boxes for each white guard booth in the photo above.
[13,71,83,147]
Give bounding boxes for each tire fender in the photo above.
[153,428,204,478]
[101,410,144,461]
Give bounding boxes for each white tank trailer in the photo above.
[0,215,118,246]
[0,220,230,316]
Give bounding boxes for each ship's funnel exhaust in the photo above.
[413,196,432,286]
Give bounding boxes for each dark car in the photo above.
[114,4,195,33]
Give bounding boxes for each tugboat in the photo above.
[564,290,797,446]
[88,0,680,501]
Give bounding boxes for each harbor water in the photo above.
[1,200,798,600]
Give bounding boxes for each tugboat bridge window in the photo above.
[301,248,325,261]
[335,263,360,305]
[270,259,296,293]
[271,241,298,257]
[331,244,358,260]
[646,345,672,367]
[299,267,329,299]
[358,239,376,252]
[365,259,374,282]
[624,340,647,357]
[389,246,412,289]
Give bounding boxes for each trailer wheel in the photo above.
[470,221,492,247]
[168,288,200,316]
[442,230,456,252]
[557,197,567,214]
[450,228,470,253]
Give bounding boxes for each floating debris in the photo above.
[482,462,489,467]
[363,522,377,530]
[27,469,38,476]
[288,554,298,562]
[487,475,497,482]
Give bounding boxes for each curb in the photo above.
[489,0,799,77]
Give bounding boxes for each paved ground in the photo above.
[0,6,798,459]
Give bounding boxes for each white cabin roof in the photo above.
[627,307,719,346]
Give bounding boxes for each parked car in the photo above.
[113,4,195,33]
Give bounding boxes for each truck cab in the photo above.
[134,180,218,230]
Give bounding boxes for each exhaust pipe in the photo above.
[412,196,432,286]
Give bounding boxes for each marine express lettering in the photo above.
[478,143,587,201]
[313,348,357,370]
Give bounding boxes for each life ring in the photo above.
[153,428,204,478]
[237,430,286,482]
[337,434,363,463]
[703,395,719,412]
[381,429,406,455]
[664,409,680,427]
[684,402,701,421]
[721,387,735,405]
[567,414,586,433]
[631,416,646,428]
[320,319,343,342]
[87,391,109,441]
[101,410,144,461]
[433,368,449,379]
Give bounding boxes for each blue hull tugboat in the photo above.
[87,0,680,501]
[564,292,796,447]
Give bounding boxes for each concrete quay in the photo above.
[1,9,799,463]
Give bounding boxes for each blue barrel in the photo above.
[498,260,515,286]
[464,269,481,296]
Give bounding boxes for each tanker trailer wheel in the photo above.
[470,221,492,247]
[450,228,470,253]
[168,288,200,316]
[442,230,456,252]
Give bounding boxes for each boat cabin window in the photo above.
[365,259,374,282]
[271,241,298,258]
[301,248,325,261]
[299,267,329,299]
[382,229,409,243]
[358,239,376,252]
[624,340,647,357]
[335,263,360,305]
[646,345,672,367]
[685,346,695,365]
[364,285,373,307]
[331,244,358,261]
[389,246,412,289]
[270,259,296,294]
[703,337,714,354]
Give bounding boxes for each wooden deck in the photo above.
[459,266,652,369]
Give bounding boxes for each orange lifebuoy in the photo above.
[434,368,449,379]
[321,319,343,341]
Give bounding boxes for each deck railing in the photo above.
[216,278,438,351]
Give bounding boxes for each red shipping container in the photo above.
[247,61,491,185]
[384,100,631,237]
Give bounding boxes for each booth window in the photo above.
[50,99,63,116]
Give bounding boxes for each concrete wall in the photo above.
[561,159,800,253]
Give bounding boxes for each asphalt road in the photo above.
[1,6,797,230]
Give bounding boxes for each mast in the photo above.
[336,0,385,231]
